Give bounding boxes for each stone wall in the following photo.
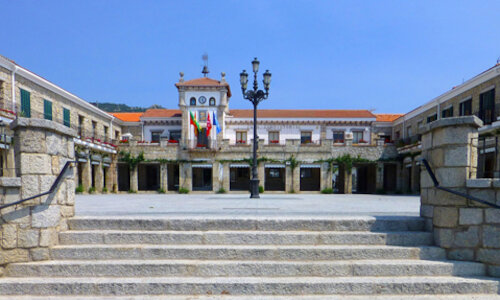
[420,116,500,277]
[0,118,76,275]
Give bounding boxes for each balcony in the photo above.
[187,138,218,151]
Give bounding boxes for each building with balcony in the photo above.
[113,71,402,193]
[392,61,500,194]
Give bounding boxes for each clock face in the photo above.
[198,96,207,104]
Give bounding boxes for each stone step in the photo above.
[58,230,433,246]
[0,296,499,300]
[5,259,485,277]
[0,276,498,296]
[68,216,425,232]
[50,245,446,261]
[1,296,499,300]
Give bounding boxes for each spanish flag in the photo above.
[189,111,201,135]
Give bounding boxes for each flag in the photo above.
[206,112,212,137]
[189,111,201,135]
[213,112,221,134]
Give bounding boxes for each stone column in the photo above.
[212,163,221,192]
[81,160,91,191]
[285,166,292,192]
[160,163,168,192]
[343,166,353,194]
[4,147,15,177]
[94,163,104,192]
[320,163,331,191]
[129,165,138,192]
[179,163,192,191]
[222,163,230,192]
[292,166,300,192]
[258,163,265,191]
[0,118,76,268]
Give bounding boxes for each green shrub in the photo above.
[102,187,108,193]
[75,185,84,194]
[216,187,226,194]
[289,189,296,194]
[321,188,334,194]
[127,189,137,194]
[179,187,189,194]
[157,188,166,194]
[88,187,96,194]
[376,188,386,194]
[259,185,264,193]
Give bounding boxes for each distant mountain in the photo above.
[90,102,165,112]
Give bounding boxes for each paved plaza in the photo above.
[75,193,420,217]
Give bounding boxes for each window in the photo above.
[300,168,312,178]
[20,89,31,118]
[78,115,84,136]
[43,100,52,120]
[441,106,453,118]
[480,89,495,125]
[104,126,109,140]
[417,120,423,129]
[333,131,344,143]
[427,114,437,123]
[115,130,120,140]
[63,108,70,127]
[169,130,181,142]
[151,131,162,143]
[269,168,280,178]
[395,131,400,140]
[459,99,472,116]
[0,80,4,101]
[198,110,207,122]
[209,97,216,106]
[236,131,247,144]
[269,131,279,144]
[190,97,196,106]
[92,121,97,137]
[301,131,312,144]
[380,135,392,144]
[406,126,412,138]
[352,131,364,143]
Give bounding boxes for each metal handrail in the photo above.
[0,160,75,211]
[421,158,500,209]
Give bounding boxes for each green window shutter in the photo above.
[20,89,31,118]
[63,108,70,127]
[43,100,52,120]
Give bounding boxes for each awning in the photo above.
[102,163,110,167]
[77,158,87,163]
[192,164,213,168]
[230,164,249,168]
[300,164,321,169]
[265,164,285,168]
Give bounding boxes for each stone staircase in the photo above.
[0,216,499,299]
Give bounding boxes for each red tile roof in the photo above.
[375,114,404,122]
[141,109,182,118]
[111,112,143,122]
[175,77,232,97]
[228,109,376,119]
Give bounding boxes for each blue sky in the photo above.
[1,0,500,113]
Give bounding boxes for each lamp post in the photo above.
[240,58,272,198]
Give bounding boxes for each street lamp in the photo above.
[240,57,272,198]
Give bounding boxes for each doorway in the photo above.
[265,166,285,191]
[300,167,320,191]
[230,166,250,191]
[192,166,213,191]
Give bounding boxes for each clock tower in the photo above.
[175,69,231,149]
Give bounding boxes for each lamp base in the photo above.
[249,178,260,199]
